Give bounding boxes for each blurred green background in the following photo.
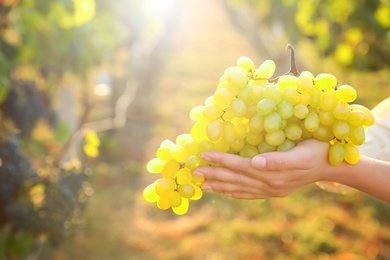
[0,0,389,259]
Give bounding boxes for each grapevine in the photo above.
[143,45,374,215]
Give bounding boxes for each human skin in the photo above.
[193,139,390,203]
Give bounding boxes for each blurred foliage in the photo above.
[0,0,149,258]
[225,0,390,70]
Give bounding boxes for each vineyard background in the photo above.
[0,0,389,259]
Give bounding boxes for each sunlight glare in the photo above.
[146,0,175,18]
[94,83,112,97]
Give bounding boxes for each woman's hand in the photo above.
[193,139,331,199]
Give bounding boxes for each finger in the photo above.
[201,151,254,172]
[251,143,313,171]
[194,166,262,189]
[202,180,263,195]
[223,191,268,200]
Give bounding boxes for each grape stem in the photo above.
[269,44,300,82]
[287,44,300,76]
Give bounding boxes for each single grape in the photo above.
[253,59,276,79]
[332,120,350,140]
[183,141,200,156]
[283,87,300,105]
[160,139,175,148]
[178,184,195,198]
[237,56,255,74]
[237,84,252,104]
[176,168,193,185]
[318,110,335,126]
[329,142,345,166]
[297,73,314,92]
[205,95,215,106]
[304,112,320,132]
[146,158,165,174]
[192,174,205,186]
[214,138,231,152]
[263,84,283,103]
[234,122,248,139]
[336,85,357,103]
[168,191,182,207]
[176,134,193,146]
[217,80,229,89]
[333,102,350,120]
[172,198,189,215]
[248,113,264,133]
[170,144,189,163]
[293,104,309,119]
[222,121,236,143]
[206,119,223,141]
[224,66,246,77]
[189,185,203,200]
[349,104,375,126]
[156,146,172,161]
[348,125,365,145]
[264,111,282,132]
[314,73,337,92]
[300,70,314,79]
[230,138,245,152]
[162,159,180,178]
[348,110,368,126]
[258,141,277,153]
[265,129,286,146]
[190,120,208,142]
[157,196,171,210]
[155,178,176,197]
[249,85,265,103]
[309,86,321,108]
[203,104,223,120]
[277,139,296,152]
[278,75,298,90]
[343,142,360,164]
[222,107,235,120]
[312,124,334,142]
[284,123,302,141]
[245,104,257,119]
[239,145,259,158]
[185,155,202,170]
[226,71,247,89]
[246,132,264,146]
[299,121,313,139]
[277,100,293,119]
[230,98,247,117]
[299,91,311,106]
[256,98,276,115]
[214,88,235,106]
[190,106,205,121]
[143,183,159,202]
[198,140,215,154]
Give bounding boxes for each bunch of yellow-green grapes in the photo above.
[143,47,374,215]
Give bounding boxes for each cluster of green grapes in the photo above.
[143,55,374,215]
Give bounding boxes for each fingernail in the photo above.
[193,169,204,177]
[252,156,266,168]
[201,152,211,161]
[201,184,211,190]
